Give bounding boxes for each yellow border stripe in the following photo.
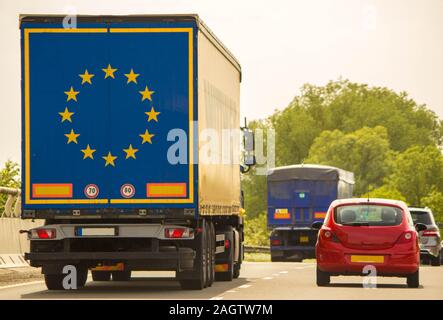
[24,27,194,205]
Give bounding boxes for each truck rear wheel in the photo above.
[92,271,111,281]
[179,221,208,290]
[215,226,234,281]
[44,265,88,290]
[112,270,131,281]
[233,263,241,279]
[208,221,215,287]
[44,274,65,290]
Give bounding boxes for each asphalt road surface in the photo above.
[0,262,442,300]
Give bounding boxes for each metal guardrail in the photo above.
[244,245,270,253]
[0,187,21,218]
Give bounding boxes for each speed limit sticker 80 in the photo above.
[120,184,135,198]
[84,184,99,199]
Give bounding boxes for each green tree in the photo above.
[422,189,443,224]
[244,212,269,246]
[390,145,443,207]
[0,160,21,211]
[241,79,442,217]
[306,126,392,195]
[361,185,407,202]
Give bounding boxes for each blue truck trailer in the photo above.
[267,164,354,262]
[20,14,251,290]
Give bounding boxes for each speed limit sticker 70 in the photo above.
[120,184,135,198]
[84,184,99,199]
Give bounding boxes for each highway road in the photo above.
[0,262,442,299]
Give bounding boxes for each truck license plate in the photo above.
[76,227,116,236]
[300,236,309,243]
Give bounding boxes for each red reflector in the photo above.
[36,229,56,239]
[271,239,281,246]
[225,239,230,249]
[164,227,193,239]
[165,228,184,238]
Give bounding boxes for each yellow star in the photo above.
[102,64,117,79]
[64,129,80,144]
[102,152,117,167]
[139,85,155,102]
[64,86,79,102]
[124,69,140,84]
[58,107,74,123]
[145,107,160,122]
[139,129,154,144]
[123,144,139,159]
[81,144,96,160]
[79,69,94,85]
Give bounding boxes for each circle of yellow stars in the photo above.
[59,65,160,167]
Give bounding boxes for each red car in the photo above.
[313,198,427,288]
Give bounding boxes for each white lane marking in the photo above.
[263,277,273,280]
[238,284,251,289]
[0,280,44,290]
[279,271,288,274]
[210,296,224,300]
[272,273,280,276]
[226,290,237,293]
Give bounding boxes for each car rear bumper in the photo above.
[420,247,440,258]
[317,247,419,276]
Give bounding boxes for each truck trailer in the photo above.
[267,164,354,262]
[20,14,250,290]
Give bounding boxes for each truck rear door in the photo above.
[21,19,197,212]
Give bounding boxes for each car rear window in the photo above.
[410,211,432,225]
[334,205,403,226]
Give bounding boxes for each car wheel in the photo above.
[316,266,330,286]
[407,271,419,288]
[430,254,441,266]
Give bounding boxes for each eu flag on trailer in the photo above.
[22,22,196,209]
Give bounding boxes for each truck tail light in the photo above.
[225,239,230,249]
[164,227,193,239]
[31,228,56,239]
[271,239,281,246]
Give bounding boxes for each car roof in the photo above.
[408,207,431,213]
[331,198,408,209]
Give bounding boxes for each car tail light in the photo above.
[271,239,281,246]
[397,231,414,244]
[164,227,193,239]
[422,231,439,237]
[30,228,56,239]
[319,229,339,243]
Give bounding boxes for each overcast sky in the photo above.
[1,0,442,168]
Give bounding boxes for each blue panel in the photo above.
[267,179,340,227]
[21,21,197,210]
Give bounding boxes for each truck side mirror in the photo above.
[311,221,323,230]
[243,129,256,166]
